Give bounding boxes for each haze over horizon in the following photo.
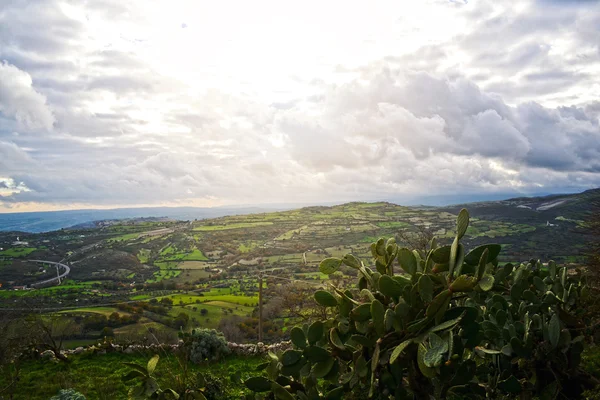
[1,0,600,213]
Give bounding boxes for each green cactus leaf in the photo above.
[319,258,342,275]
[510,337,527,357]
[375,259,387,275]
[376,238,386,257]
[398,247,417,275]
[358,276,368,290]
[407,317,431,333]
[456,208,470,239]
[418,275,434,303]
[549,314,560,348]
[424,333,448,367]
[427,289,452,318]
[449,238,465,278]
[476,248,489,281]
[271,381,295,400]
[371,343,381,372]
[244,377,273,392]
[281,350,302,366]
[324,386,345,400]
[378,275,405,298]
[329,328,345,350]
[533,276,545,292]
[464,244,502,266]
[360,289,376,302]
[450,275,477,292]
[496,310,508,327]
[497,375,522,394]
[313,356,335,378]
[417,343,437,378]
[290,327,307,349]
[390,339,413,364]
[307,321,324,345]
[351,303,372,322]
[431,245,452,264]
[314,290,338,307]
[342,254,361,269]
[370,243,378,259]
[304,345,330,363]
[350,334,374,347]
[147,354,159,375]
[430,311,466,333]
[475,346,501,355]
[477,275,494,292]
[371,299,386,336]
[523,290,540,304]
[549,260,557,279]
[384,308,396,332]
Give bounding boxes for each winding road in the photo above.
[28,260,71,288]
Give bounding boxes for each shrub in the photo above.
[245,209,592,399]
[100,327,114,338]
[49,388,86,400]
[186,328,230,364]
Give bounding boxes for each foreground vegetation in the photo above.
[244,209,596,399]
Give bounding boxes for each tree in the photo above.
[100,327,114,338]
[28,315,80,361]
[396,223,434,255]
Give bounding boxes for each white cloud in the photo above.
[0,62,54,130]
[0,0,599,211]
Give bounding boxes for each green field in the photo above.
[0,247,37,257]
[0,351,265,400]
[193,222,273,231]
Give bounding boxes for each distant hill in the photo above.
[0,205,297,233]
[0,189,597,233]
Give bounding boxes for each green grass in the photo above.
[193,222,273,231]
[0,352,265,400]
[376,221,410,229]
[0,247,37,257]
[137,249,151,263]
[181,249,207,261]
[58,307,126,316]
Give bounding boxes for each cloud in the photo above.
[0,62,55,130]
[0,0,599,210]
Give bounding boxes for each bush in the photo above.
[246,209,593,399]
[187,328,230,364]
[100,327,114,338]
[49,388,86,400]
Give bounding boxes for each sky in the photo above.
[1,0,600,212]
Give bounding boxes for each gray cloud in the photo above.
[0,0,599,210]
[0,63,54,130]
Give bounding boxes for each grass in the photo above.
[107,233,140,242]
[181,249,207,261]
[193,222,273,231]
[137,249,151,263]
[0,247,37,257]
[376,221,410,229]
[177,261,210,270]
[0,351,265,400]
[58,307,126,316]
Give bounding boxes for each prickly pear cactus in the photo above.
[245,209,590,399]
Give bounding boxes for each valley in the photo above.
[0,189,597,347]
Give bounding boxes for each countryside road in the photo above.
[28,260,71,288]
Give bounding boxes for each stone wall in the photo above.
[39,340,293,360]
